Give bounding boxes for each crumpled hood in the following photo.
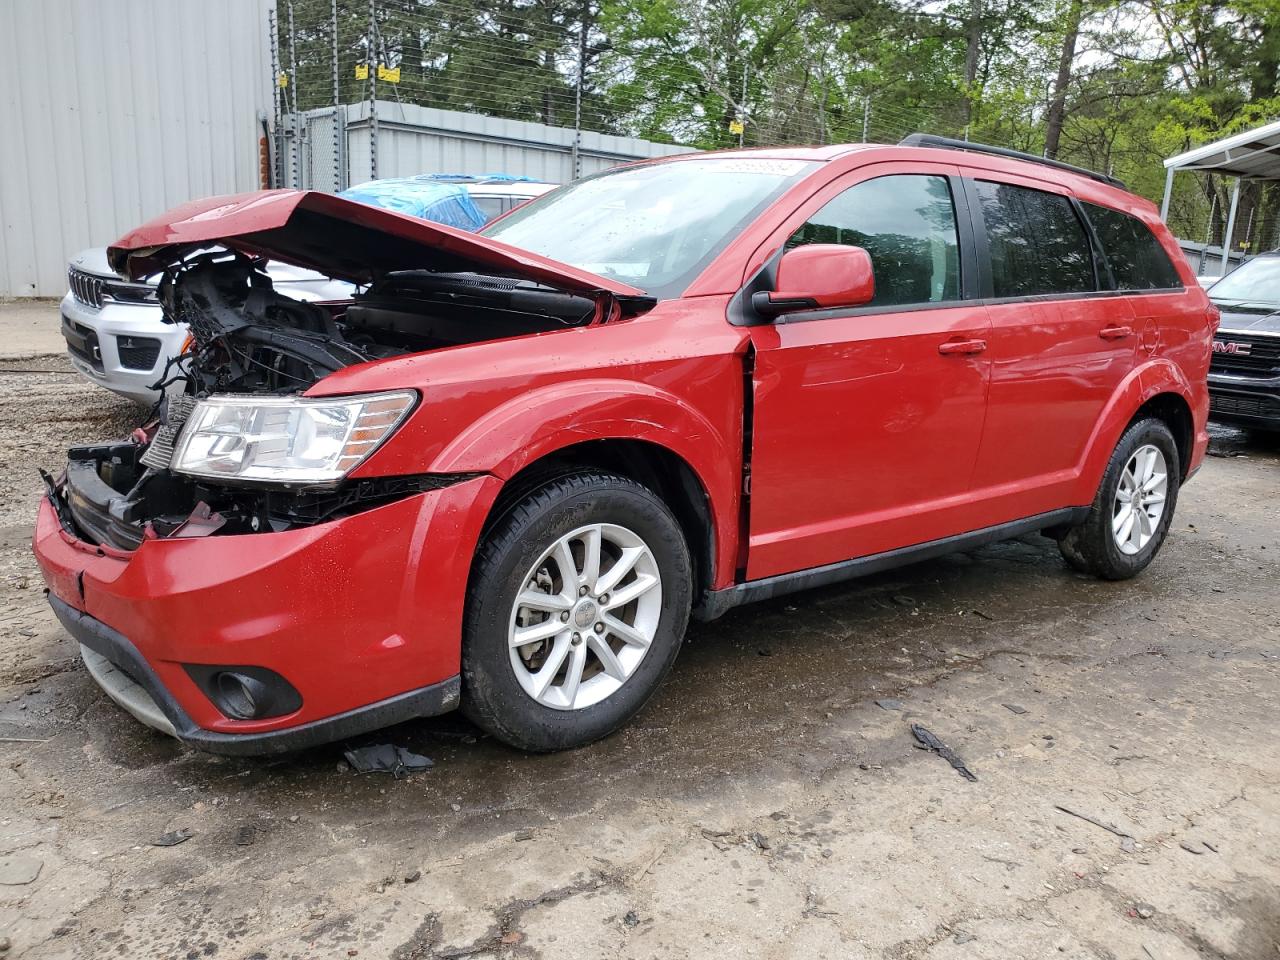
[107,189,645,299]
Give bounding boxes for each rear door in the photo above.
[960,173,1137,518]
[1080,200,1190,363]
[744,164,994,580]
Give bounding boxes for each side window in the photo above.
[470,195,506,222]
[973,180,1095,297]
[1083,202,1183,290]
[787,175,960,307]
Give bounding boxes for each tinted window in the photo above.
[973,181,1095,297]
[787,175,960,307]
[1083,203,1183,290]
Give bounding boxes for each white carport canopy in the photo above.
[1162,118,1280,275]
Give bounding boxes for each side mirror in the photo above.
[752,244,875,317]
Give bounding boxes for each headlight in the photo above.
[171,390,416,486]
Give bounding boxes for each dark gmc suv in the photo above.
[1206,251,1280,430]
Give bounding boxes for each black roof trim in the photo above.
[898,133,1127,190]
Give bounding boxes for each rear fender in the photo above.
[429,379,741,587]
[1074,358,1197,502]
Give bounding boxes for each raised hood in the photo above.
[107,189,645,299]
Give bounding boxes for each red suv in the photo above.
[34,136,1214,754]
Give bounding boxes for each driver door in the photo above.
[744,165,993,580]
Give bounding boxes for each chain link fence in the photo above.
[1165,175,1279,275]
[266,0,980,191]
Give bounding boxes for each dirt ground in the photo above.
[0,305,1277,960]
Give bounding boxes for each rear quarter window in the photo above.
[973,180,1095,298]
[1083,203,1183,290]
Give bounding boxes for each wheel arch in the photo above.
[1076,359,1197,501]
[1128,391,1194,479]
[478,438,719,606]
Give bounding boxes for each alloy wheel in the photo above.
[508,523,662,711]
[1112,443,1168,556]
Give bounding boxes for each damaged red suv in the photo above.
[34,136,1215,754]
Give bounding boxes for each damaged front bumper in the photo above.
[32,471,502,755]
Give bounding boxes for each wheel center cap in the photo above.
[573,599,598,629]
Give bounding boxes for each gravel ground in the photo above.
[0,352,138,684]
[0,340,1277,960]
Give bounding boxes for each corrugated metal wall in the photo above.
[0,0,273,297]
[341,102,694,187]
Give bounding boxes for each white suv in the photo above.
[61,248,353,406]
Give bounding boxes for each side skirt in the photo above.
[694,507,1090,621]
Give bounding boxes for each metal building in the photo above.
[0,0,275,297]
[0,1,693,299]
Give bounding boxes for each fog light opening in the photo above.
[184,664,302,721]
[215,671,271,720]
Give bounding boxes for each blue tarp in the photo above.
[338,177,489,232]
[418,173,541,183]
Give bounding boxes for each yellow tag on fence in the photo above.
[277,72,289,88]
[728,119,744,135]
[355,63,369,80]
[377,64,400,83]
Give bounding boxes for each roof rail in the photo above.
[898,133,1127,190]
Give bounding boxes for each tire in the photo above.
[462,471,692,751]
[1058,417,1181,580]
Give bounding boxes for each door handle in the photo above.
[938,338,987,356]
[1099,325,1133,341]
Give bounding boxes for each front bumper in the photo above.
[1207,370,1280,430]
[32,474,502,754]
[60,292,189,407]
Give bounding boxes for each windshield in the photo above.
[1209,256,1280,304]
[481,157,818,299]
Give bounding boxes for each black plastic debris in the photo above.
[235,825,256,846]
[875,699,904,711]
[1002,703,1028,715]
[911,724,978,782]
[152,828,194,847]
[343,744,433,779]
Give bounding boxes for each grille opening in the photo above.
[68,267,105,308]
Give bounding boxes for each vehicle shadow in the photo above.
[1207,420,1280,458]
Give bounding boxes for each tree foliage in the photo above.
[276,0,1280,247]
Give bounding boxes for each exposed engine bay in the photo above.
[50,252,627,551]
[157,251,599,395]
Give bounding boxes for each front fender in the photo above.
[429,378,743,589]
[431,378,726,474]
[1073,357,1201,502]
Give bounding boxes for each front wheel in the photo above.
[461,472,692,751]
[1058,418,1181,580]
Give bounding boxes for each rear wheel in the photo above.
[1058,418,1180,580]
[462,472,691,751]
